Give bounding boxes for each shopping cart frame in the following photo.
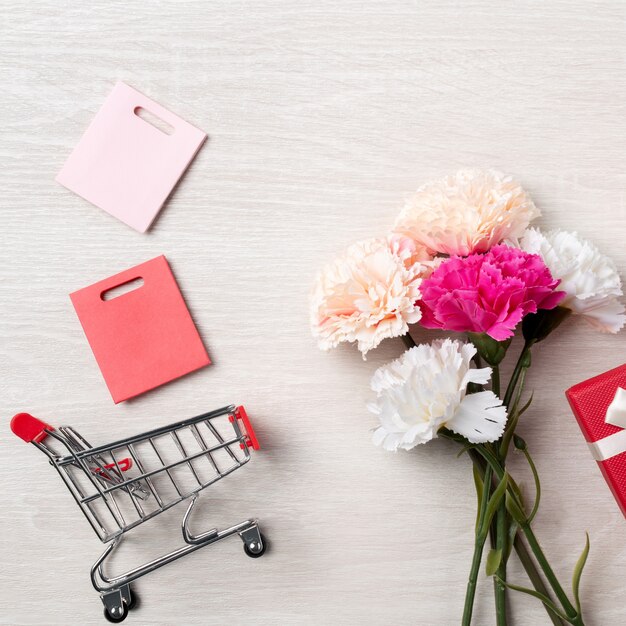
[11,405,266,623]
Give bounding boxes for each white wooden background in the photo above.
[1,1,626,624]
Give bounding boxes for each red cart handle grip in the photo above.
[233,405,261,450]
[11,413,54,443]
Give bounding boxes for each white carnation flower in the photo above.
[518,228,625,333]
[393,169,540,256]
[368,339,507,451]
[310,236,432,357]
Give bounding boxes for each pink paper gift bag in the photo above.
[56,82,206,233]
[70,255,210,403]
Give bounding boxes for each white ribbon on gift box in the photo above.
[588,387,626,461]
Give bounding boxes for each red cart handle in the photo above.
[11,414,133,472]
[232,405,261,450]
[11,413,54,443]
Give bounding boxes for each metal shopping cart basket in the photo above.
[10,404,267,623]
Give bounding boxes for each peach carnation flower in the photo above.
[393,169,540,256]
[311,236,431,356]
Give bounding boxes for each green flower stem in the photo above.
[473,445,584,625]
[503,340,534,409]
[491,358,508,625]
[462,465,493,626]
[511,366,528,416]
[520,525,584,626]
[499,367,530,460]
[468,450,565,626]
[493,340,534,623]
[513,535,566,626]
[492,364,501,397]
[494,441,508,625]
[494,503,508,625]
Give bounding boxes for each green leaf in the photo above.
[467,332,512,366]
[522,307,572,343]
[457,443,476,458]
[508,474,525,509]
[438,427,466,444]
[521,448,541,524]
[472,465,484,533]
[572,533,590,614]
[500,393,533,460]
[500,410,520,459]
[506,492,527,525]
[517,392,534,417]
[505,521,519,561]
[486,548,502,576]
[495,576,569,621]
[480,472,509,535]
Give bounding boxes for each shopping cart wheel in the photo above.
[103,602,128,623]
[102,585,135,623]
[126,589,138,611]
[243,532,268,558]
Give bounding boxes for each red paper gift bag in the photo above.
[566,364,626,517]
[70,255,210,403]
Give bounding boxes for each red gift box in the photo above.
[566,364,626,517]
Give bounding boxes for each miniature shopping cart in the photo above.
[10,405,266,623]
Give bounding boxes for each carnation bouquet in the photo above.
[311,170,625,625]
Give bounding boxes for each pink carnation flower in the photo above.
[419,244,566,341]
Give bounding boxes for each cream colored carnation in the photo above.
[393,169,540,256]
[311,236,430,356]
[518,228,625,333]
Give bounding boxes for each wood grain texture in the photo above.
[1,1,626,624]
